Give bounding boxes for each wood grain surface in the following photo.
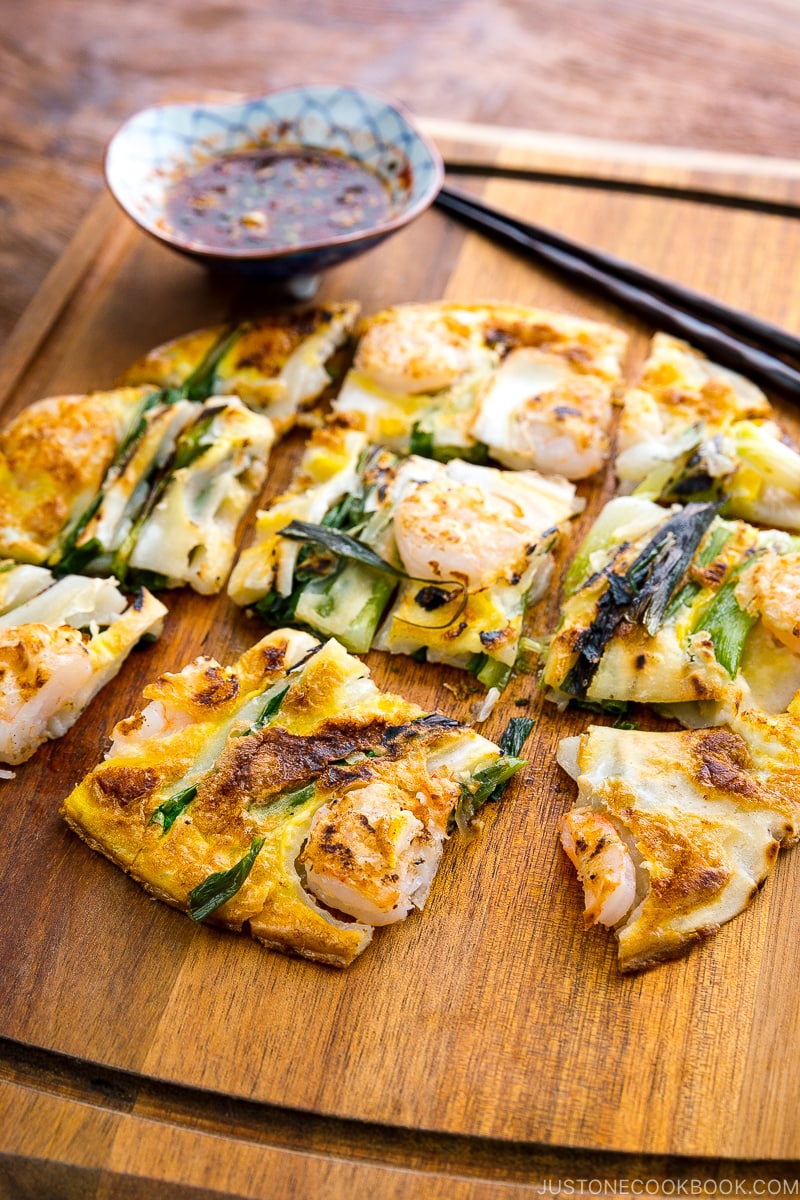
[2,132,800,1195]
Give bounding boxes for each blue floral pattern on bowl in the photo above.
[105,85,443,282]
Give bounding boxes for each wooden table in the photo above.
[3,0,800,342]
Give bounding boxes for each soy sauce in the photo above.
[164,147,392,252]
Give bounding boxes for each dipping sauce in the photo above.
[164,147,393,252]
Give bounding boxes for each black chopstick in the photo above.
[434,184,800,402]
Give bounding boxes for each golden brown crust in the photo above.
[120,304,358,396]
[119,328,224,389]
[0,388,150,561]
[357,302,627,381]
[638,334,772,427]
[60,632,481,967]
[191,717,394,838]
[562,722,799,972]
[223,309,335,376]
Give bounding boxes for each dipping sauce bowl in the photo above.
[105,84,444,294]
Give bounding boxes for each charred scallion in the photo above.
[452,753,528,834]
[563,502,719,697]
[498,716,536,759]
[180,325,242,401]
[450,716,532,833]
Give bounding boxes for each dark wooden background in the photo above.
[2,0,800,345]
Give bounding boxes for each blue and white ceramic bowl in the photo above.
[105,85,444,287]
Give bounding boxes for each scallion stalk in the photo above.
[188,836,265,923]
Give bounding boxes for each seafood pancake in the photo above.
[0,569,166,766]
[543,495,800,721]
[120,303,360,434]
[557,717,800,971]
[332,302,627,477]
[124,397,274,594]
[61,630,527,966]
[228,418,582,690]
[0,387,158,563]
[616,333,800,532]
[50,394,275,595]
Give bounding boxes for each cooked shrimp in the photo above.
[354,308,480,395]
[735,550,800,655]
[0,624,93,765]
[512,380,612,479]
[392,474,533,589]
[300,778,451,926]
[108,657,237,754]
[471,348,613,479]
[559,807,637,927]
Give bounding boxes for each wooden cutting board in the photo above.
[3,123,800,1197]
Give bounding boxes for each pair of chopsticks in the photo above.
[434,184,800,402]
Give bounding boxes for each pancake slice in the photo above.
[333,301,627,476]
[120,303,360,434]
[616,333,800,531]
[228,417,582,689]
[0,568,166,766]
[61,630,527,966]
[556,718,800,971]
[543,495,800,720]
[0,387,159,564]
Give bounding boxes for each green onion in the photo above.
[281,782,316,808]
[148,784,197,834]
[660,525,733,623]
[466,653,513,691]
[498,716,535,759]
[697,524,732,566]
[52,389,170,569]
[169,408,220,472]
[452,754,527,833]
[692,574,757,678]
[280,520,404,577]
[56,531,105,576]
[563,501,719,697]
[573,697,630,716]
[320,488,366,533]
[661,580,702,622]
[251,683,290,732]
[52,325,241,573]
[409,423,489,464]
[181,325,242,401]
[333,575,397,654]
[249,782,318,821]
[188,836,265,923]
[112,405,222,582]
[251,588,304,624]
[562,497,664,597]
[409,424,435,458]
[279,520,468,630]
[122,568,170,592]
